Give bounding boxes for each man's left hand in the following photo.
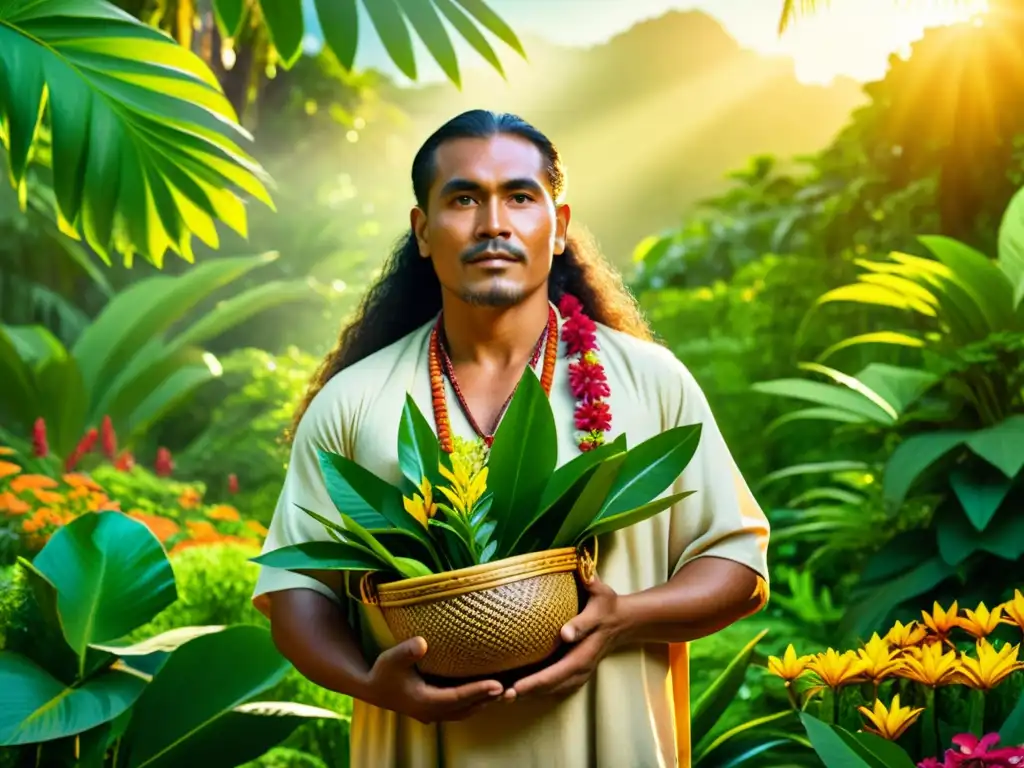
[506,574,628,700]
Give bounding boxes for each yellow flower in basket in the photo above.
[252,378,702,679]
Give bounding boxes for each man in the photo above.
[253,110,770,768]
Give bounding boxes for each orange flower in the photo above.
[0,461,22,479]
[0,491,31,515]
[86,492,119,512]
[31,488,65,505]
[245,520,269,537]
[178,487,202,510]
[207,505,241,522]
[62,473,103,492]
[9,474,58,493]
[186,519,218,540]
[0,447,15,456]
[128,511,181,543]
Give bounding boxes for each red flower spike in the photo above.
[574,400,612,433]
[101,415,117,460]
[154,447,174,477]
[32,418,49,458]
[114,450,135,472]
[65,428,98,472]
[228,474,239,494]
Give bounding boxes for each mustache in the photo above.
[460,241,527,264]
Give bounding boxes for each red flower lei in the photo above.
[559,294,611,451]
[429,294,612,454]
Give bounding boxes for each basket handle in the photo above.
[359,572,380,605]
[576,536,598,584]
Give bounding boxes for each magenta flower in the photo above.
[920,733,1024,768]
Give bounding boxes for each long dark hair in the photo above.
[291,110,653,434]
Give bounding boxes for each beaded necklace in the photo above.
[429,296,611,454]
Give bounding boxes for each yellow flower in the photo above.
[858,694,924,741]
[1001,590,1024,631]
[178,487,202,510]
[437,455,488,517]
[807,649,868,688]
[207,505,241,522]
[858,633,906,683]
[897,642,959,687]
[767,644,811,681]
[958,602,1004,639]
[402,478,436,528]
[887,620,929,650]
[956,639,1024,690]
[922,601,960,639]
[0,447,15,456]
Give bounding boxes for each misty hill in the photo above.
[381,10,865,266]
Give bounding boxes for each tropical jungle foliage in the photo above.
[3,0,1024,764]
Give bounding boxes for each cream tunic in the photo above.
[252,312,770,768]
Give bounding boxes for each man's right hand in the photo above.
[364,637,505,724]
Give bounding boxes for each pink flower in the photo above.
[575,400,611,433]
[568,357,611,400]
[948,733,1024,766]
[562,314,597,355]
[32,418,49,458]
[558,293,583,318]
[918,759,944,768]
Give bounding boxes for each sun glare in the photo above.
[776,0,990,83]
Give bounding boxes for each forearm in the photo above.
[616,556,765,645]
[268,588,375,702]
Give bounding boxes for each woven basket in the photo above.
[360,541,597,679]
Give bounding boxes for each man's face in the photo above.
[412,133,569,308]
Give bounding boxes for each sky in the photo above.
[304,0,988,86]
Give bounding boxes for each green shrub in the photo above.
[244,747,331,768]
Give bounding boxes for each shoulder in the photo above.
[594,323,704,423]
[296,320,433,448]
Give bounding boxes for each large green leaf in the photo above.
[397,0,460,86]
[250,540,388,572]
[766,406,870,434]
[0,0,272,265]
[362,0,417,80]
[121,625,291,768]
[317,449,412,533]
[487,370,557,555]
[937,502,1024,566]
[919,235,1015,332]
[799,714,878,768]
[551,452,626,548]
[33,351,87,456]
[583,492,691,540]
[883,431,970,510]
[136,700,342,768]
[757,460,871,490]
[534,434,627,519]
[32,511,176,668]
[950,467,1013,532]
[852,363,940,417]
[0,652,145,746]
[798,363,900,420]
[841,556,954,638]
[816,331,925,364]
[451,0,525,56]
[72,252,275,402]
[98,342,208,428]
[124,362,218,442]
[397,394,442,492]
[965,415,1024,478]
[694,718,799,766]
[691,629,767,744]
[751,379,895,425]
[597,424,701,519]
[213,0,245,37]
[0,327,40,423]
[433,0,504,77]
[314,0,358,69]
[258,0,304,67]
[999,683,1024,746]
[998,184,1024,309]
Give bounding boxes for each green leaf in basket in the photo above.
[510,461,604,557]
[397,393,443,493]
[428,519,475,568]
[487,370,558,556]
[581,492,692,541]
[551,452,627,548]
[597,425,701,519]
[250,541,388,572]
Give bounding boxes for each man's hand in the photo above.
[365,637,505,723]
[506,574,626,701]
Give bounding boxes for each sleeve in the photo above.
[251,385,349,616]
[663,358,771,594]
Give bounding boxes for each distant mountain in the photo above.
[366,11,866,268]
